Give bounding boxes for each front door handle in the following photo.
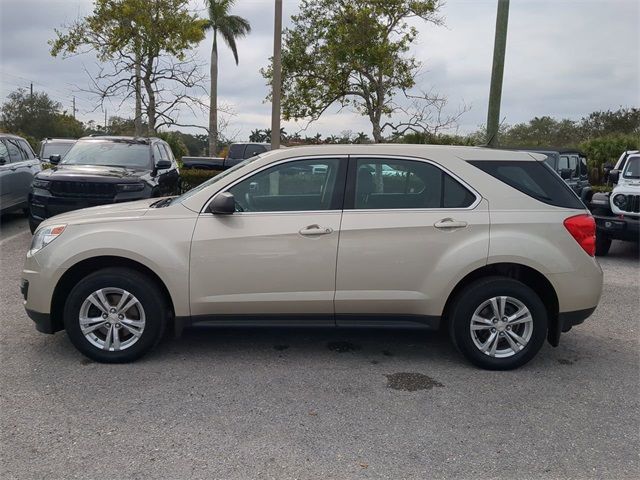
[299,224,333,236]
[434,218,468,230]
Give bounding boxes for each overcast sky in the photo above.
[0,0,638,140]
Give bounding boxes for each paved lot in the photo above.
[1,213,638,479]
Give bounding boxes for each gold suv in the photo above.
[21,145,603,369]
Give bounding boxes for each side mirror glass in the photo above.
[560,168,572,180]
[0,156,6,165]
[155,159,172,170]
[208,191,235,214]
[608,170,620,184]
[49,154,61,164]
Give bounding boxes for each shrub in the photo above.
[180,168,222,193]
[156,131,189,160]
[579,134,640,183]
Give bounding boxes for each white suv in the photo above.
[21,145,603,369]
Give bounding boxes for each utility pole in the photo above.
[486,0,510,147]
[271,0,283,149]
[104,110,108,134]
[72,96,76,119]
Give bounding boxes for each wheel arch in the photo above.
[441,262,561,346]
[50,256,175,333]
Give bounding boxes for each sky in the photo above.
[0,0,638,141]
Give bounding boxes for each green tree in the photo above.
[50,0,207,134]
[0,88,85,141]
[262,0,443,142]
[204,0,251,155]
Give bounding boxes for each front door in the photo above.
[189,156,347,321]
[335,156,490,324]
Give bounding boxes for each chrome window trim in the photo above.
[201,154,348,215]
[348,154,482,211]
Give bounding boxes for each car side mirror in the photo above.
[0,156,6,165]
[49,154,61,165]
[155,159,172,170]
[208,191,235,214]
[608,169,620,184]
[560,168,572,180]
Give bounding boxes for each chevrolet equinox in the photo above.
[21,145,603,369]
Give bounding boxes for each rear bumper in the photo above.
[548,306,597,346]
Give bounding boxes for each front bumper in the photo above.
[593,213,640,242]
[25,309,57,334]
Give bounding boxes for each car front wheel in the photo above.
[449,277,548,370]
[63,268,167,363]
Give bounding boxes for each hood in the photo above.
[37,198,159,229]
[37,164,149,182]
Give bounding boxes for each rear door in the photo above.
[0,140,15,210]
[189,156,347,320]
[335,156,490,324]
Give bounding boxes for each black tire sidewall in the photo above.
[63,268,166,363]
[450,277,548,370]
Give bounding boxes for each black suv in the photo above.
[28,136,180,233]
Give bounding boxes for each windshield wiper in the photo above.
[151,197,174,208]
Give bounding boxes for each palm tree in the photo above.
[204,0,251,155]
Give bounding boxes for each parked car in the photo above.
[39,138,76,163]
[22,145,602,369]
[28,136,180,233]
[589,151,640,255]
[0,133,41,215]
[182,142,271,170]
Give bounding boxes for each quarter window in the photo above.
[228,158,343,212]
[352,158,475,209]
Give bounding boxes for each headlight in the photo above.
[613,194,627,208]
[29,224,66,255]
[32,179,51,190]
[116,183,145,192]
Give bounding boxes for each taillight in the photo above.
[563,214,596,256]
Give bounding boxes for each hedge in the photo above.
[180,168,222,193]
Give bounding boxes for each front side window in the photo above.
[17,139,35,159]
[228,158,343,212]
[42,142,74,159]
[623,156,640,179]
[5,139,25,163]
[353,158,475,209]
[558,155,569,170]
[62,140,152,169]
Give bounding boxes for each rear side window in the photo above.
[228,144,245,159]
[469,160,584,209]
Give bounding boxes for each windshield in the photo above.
[623,156,640,179]
[172,155,262,204]
[42,142,75,159]
[61,140,151,169]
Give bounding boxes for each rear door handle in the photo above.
[299,224,333,236]
[434,218,468,230]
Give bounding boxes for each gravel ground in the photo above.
[1,213,638,480]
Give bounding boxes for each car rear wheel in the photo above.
[449,277,548,370]
[63,268,167,363]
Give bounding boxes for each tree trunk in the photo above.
[371,121,384,143]
[209,34,218,156]
[143,68,156,136]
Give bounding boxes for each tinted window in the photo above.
[62,140,152,169]
[0,141,9,161]
[161,144,174,162]
[17,140,35,159]
[229,158,343,212]
[5,139,25,162]
[470,160,584,209]
[245,144,266,158]
[154,144,167,161]
[228,144,245,159]
[353,158,475,209]
[558,155,569,170]
[42,142,74,159]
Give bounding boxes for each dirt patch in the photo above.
[327,341,361,353]
[385,372,444,392]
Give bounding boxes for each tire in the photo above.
[449,277,548,370]
[28,215,40,234]
[595,233,612,257]
[63,267,167,363]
